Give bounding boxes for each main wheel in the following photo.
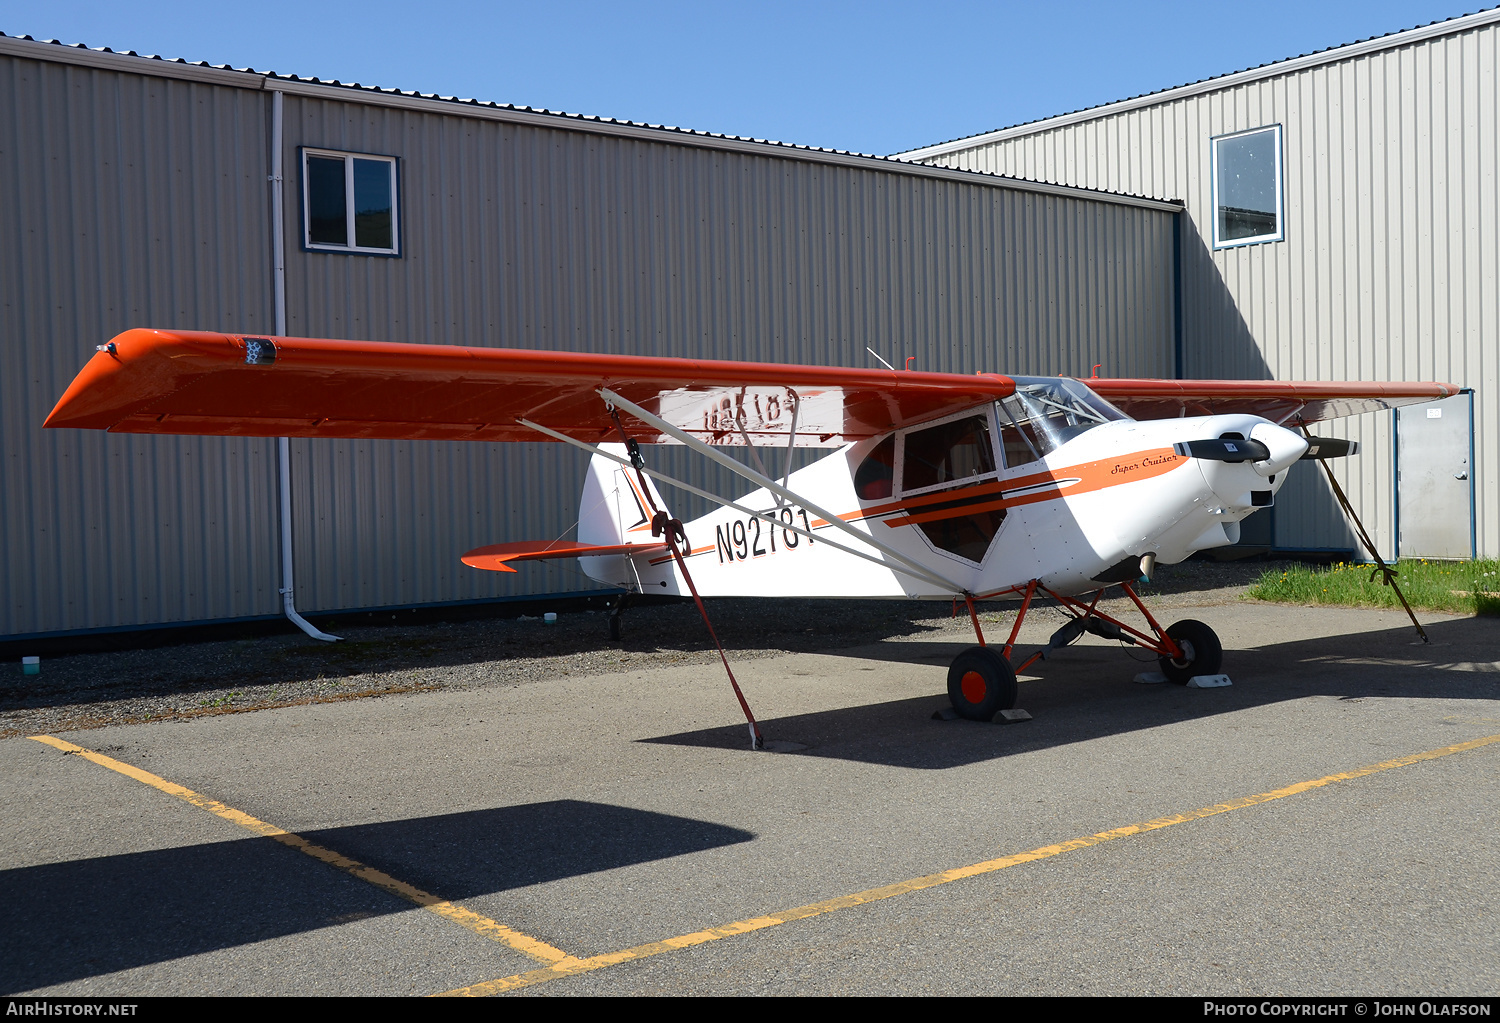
[1157,619,1223,684]
[947,646,1019,721]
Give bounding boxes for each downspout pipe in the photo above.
[270,88,340,642]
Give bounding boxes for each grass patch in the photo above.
[1247,559,1500,616]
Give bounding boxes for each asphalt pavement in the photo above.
[2,598,1497,996]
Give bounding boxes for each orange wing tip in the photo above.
[44,328,245,430]
[461,540,670,572]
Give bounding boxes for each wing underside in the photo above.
[1086,378,1460,424]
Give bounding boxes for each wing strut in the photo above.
[1297,425,1430,644]
[603,406,765,751]
[597,388,962,593]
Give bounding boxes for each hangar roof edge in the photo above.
[895,6,1500,161]
[0,31,1181,213]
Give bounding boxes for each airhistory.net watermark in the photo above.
[5,1004,137,1017]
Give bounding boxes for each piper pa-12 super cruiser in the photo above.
[47,329,1457,746]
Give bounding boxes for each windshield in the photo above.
[998,377,1130,464]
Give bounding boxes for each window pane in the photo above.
[854,436,895,500]
[353,158,393,249]
[1002,378,1127,462]
[915,506,1006,563]
[902,416,995,492]
[308,156,348,245]
[1216,130,1278,242]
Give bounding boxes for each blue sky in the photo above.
[0,1,1485,154]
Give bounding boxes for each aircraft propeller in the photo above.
[1173,433,1357,465]
[1171,437,1271,463]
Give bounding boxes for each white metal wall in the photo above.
[908,15,1500,558]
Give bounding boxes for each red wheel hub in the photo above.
[960,670,987,704]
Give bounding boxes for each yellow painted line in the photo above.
[29,734,578,967]
[439,732,1500,996]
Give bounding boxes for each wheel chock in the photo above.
[935,705,1031,723]
[1187,674,1232,688]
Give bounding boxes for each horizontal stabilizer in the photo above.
[461,540,668,573]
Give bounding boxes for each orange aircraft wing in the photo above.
[44,329,1018,446]
[1086,378,1461,424]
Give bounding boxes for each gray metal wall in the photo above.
[905,12,1500,559]
[1,52,280,637]
[275,91,1178,614]
[1,36,1179,637]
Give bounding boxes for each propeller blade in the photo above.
[1172,438,1271,463]
[1299,436,1360,459]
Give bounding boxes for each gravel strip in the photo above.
[1,559,1286,739]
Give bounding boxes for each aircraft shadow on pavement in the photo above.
[0,799,752,993]
[642,615,1500,769]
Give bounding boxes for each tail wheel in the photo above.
[946,646,1019,721]
[608,613,623,641]
[1158,619,1223,684]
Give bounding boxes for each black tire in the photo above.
[946,646,1019,721]
[608,614,622,641]
[1157,619,1223,684]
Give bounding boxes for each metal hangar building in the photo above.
[900,9,1495,564]
[0,10,1488,643]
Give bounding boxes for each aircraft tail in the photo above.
[461,446,671,581]
[578,444,670,547]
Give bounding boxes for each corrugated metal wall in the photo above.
[1,39,1178,637]
[276,93,1177,613]
[911,19,1500,558]
[1,54,280,637]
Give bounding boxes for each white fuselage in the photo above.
[581,409,1302,600]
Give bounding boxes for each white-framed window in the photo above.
[1211,125,1283,249]
[301,148,399,255]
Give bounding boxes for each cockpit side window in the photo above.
[893,412,1004,563]
[900,415,995,493]
[853,436,895,500]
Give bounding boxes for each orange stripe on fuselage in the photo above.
[808,447,1187,530]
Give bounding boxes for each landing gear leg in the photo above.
[975,578,1223,685]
